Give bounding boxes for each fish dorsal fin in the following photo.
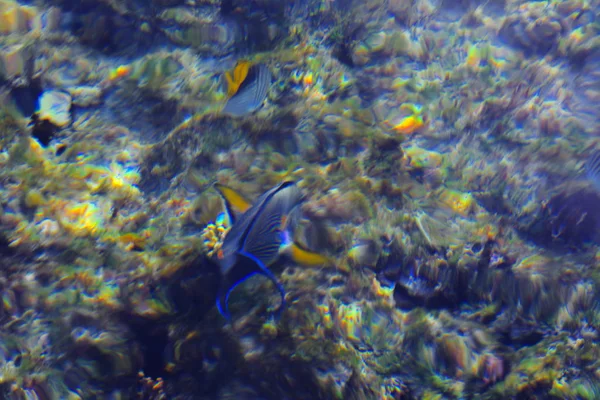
[214,183,252,224]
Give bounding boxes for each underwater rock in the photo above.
[342,368,379,400]
[161,17,241,56]
[412,211,462,249]
[66,2,150,53]
[0,44,34,85]
[351,31,388,66]
[393,271,457,310]
[437,188,477,216]
[66,310,143,379]
[35,6,63,34]
[519,183,600,247]
[36,90,72,128]
[348,238,382,269]
[499,3,566,54]
[0,0,599,398]
[0,0,37,35]
[402,145,443,170]
[68,86,102,107]
[305,188,373,223]
[123,52,184,93]
[362,133,404,178]
[494,314,546,348]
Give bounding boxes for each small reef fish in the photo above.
[586,149,600,192]
[108,65,131,81]
[214,181,330,320]
[222,62,272,117]
[383,103,424,135]
[392,114,423,135]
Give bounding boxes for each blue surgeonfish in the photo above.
[213,181,331,320]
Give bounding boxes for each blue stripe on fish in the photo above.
[586,150,600,192]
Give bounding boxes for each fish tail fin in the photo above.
[286,242,333,267]
[216,288,233,321]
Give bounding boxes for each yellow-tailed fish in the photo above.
[213,181,329,320]
[222,64,272,117]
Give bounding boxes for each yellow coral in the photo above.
[438,189,476,216]
[303,71,314,87]
[371,277,394,307]
[108,65,131,81]
[201,213,230,258]
[92,283,121,309]
[24,189,46,207]
[316,302,334,329]
[90,162,141,201]
[550,378,571,397]
[54,199,106,237]
[0,1,36,34]
[466,45,480,69]
[403,145,443,169]
[336,303,363,342]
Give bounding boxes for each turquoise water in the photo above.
[1,0,600,398]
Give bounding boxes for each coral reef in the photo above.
[1,0,600,398]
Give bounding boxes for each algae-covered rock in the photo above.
[36,90,72,128]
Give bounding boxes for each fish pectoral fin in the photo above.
[238,251,286,317]
[214,183,253,223]
[216,251,286,320]
[216,287,233,321]
[286,242,333,267]
[216,270,260,320]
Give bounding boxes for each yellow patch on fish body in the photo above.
[224,60,251,97]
